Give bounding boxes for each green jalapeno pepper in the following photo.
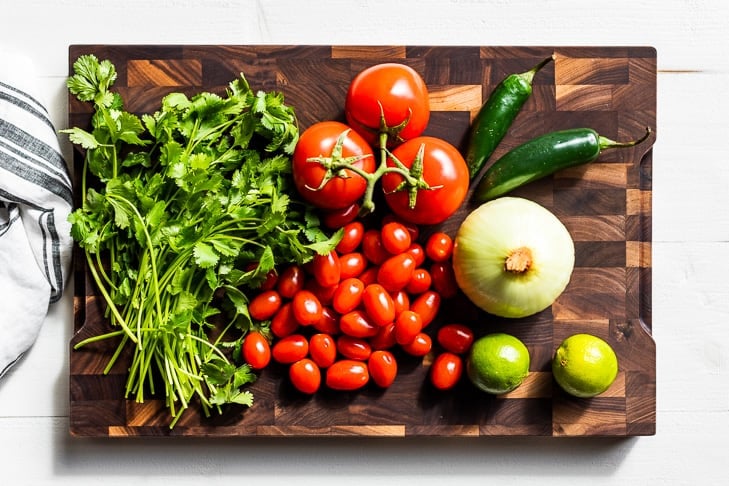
[473,127,652,202]
[465,55,554,180]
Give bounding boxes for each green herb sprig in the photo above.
[64,55,339,427]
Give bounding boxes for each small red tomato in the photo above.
[377,253,417,292]
[382,215,420,242]
[362,283,396,327]
[277,265,305,299]
[361,229,390,265]
[425,232,454,262]
[430,262,458,299]
[358,266,379,286]
[394,310,422,345]
[402,332,432,357]
[272,334,309,364]
[368,350,398,388]
[336,221,365,254]
[430,352,463,390]
[305,279,338,306]
[410,290,441,328]
[309,333,337,369]
[326,360,370,391]
[380,221,412,255]
[259,268,279,291]
[336,335,372,361]
[391,290,410,317]
[339,252,367,280]
[289,358,321,394]
[322,203,360,229]
[406,268,432,295]
[370,323,397,350]
[271,302,299,338]
[406,242,426,267]
[248,290,283,321]
[314,306,341,335]
[332,277,365,315]
[339,309,378,338]
[436,324,475,355]
[292,290,323,326]
[242,331,271,370]
[311,251,341,288]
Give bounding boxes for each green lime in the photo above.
[466,333,530,394]
[552,333,618,398]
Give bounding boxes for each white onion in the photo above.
[452,197,574,318]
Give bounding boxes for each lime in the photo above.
[466,333,530,394]
[552,333,618,398]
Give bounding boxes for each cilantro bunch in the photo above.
[64,55,339,426]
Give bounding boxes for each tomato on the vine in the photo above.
[345,63,430,147]
[292,121,375,209]
[382,136,469,225]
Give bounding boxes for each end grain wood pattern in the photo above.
[68,45,656,438]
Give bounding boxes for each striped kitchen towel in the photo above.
[1,49,73,378]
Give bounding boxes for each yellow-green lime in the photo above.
[466,333,530,394]
[552,333,618,398]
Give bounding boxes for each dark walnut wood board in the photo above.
[69,45,656,438]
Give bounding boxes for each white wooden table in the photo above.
[1,1,727,484]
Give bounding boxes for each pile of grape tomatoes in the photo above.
[241,62,476,395]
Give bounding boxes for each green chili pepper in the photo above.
[473,127,653,202]
[465,55,554,180]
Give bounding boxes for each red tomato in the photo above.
[309,333,337,369]
[272,334,309,364]
[358,266,379,287]
[394,310,422,345]
[277,265,305,299]
[429,262,458,299]
[425,232,454,262]
[336,335,372,361]
[436,324,475,355]
[339,252,367,279]
[377,253,416,292]
[370,323,397,350]
[242,331,271,370]
[314,306,341,335]
[332,277,365,315]
[361,229,390,265]
[339,309,378,338]
[362,283,396,326]
[292,121,375,209]
[248,290,282,321]
[382,137,469,225]
[322,203,360,229]
[311,251,341,288]
[391,290,410,317]
[368,350,398,388]
[405,242,426,267]
[289,358,321,394]
[430,352,463,390]
[336,221,365,254]
[345,63,430,147]
[304,279,337,306]
[258,268,279,291]
[326,360,370,391]
[271,302,299,338]
[410,290,441,328]
[401,332,432,357]
[383,215,420,242]
[380,221,412,255]
[291,290,323,326]
[406,268,432,294]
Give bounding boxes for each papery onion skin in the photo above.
[452,197,575,318]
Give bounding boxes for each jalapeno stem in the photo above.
[599,126,652,150]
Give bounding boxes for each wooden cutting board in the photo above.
[69,45,656,437]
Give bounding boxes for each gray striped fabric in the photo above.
[1,51,72,377]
